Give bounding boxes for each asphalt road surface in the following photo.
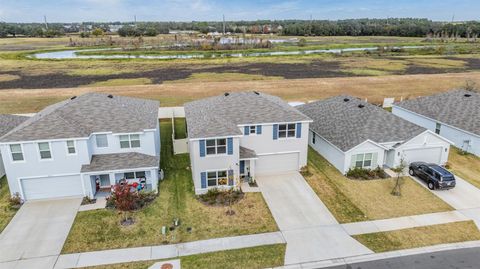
[324,247,480,269]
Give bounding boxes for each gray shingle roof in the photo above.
[0,93,159,143]
[0,114,29,138]
[297,95,426,152]
[81,152,159,173]
[184,91,311,139]
[240,146,257,159]
[395,89,480,136]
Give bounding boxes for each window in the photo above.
[124,171,145,179]
[278,123,296,138]
[207,170,228,187]
[38,142,52,159]
[66,140,76,154]
[249,126,256,134]
[206,138,227,155]
[312,133,316,144]
[120,134,141,149]
[353,153,375,169]
[96,134,108,148]
[10,144,24,161]
[435,123,441,134]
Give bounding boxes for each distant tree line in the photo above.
[1,19,480,38]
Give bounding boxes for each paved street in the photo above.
[324,246,480,269]
[257,172,373,265]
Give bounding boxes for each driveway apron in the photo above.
[257,172,373,265]
[0,197,82,264]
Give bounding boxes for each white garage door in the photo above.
[256,152,299,175]
[402,147,442,164]
[21,175,83,200]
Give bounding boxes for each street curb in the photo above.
[271,240,480,268]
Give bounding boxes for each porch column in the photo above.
[151,169,159,193]
[250,160,256,180]
[109,172,116,187]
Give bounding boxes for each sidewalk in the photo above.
[54,232,285,268]
[342,210,470,235]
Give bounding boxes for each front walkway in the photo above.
[256,172,373,265]
[0,197,82,266]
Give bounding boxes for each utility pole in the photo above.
[451,13,455,23]
[309,14,313,36]
[222,14,226,35]
[44,15,48,30]
[134,15,137,26]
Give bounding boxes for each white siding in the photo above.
[0,153,5,178]
[392,131,450,167]
[393,106,480,156]
[344,141,385,174]
[309,130,346,174]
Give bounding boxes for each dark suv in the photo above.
[409,162,456,190]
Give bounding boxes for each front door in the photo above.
[99,174,110,187]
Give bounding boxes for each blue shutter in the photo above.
[273,124,278,140]
[296,123,302,138]
[201,172,207,188]
[257,125,262,134]
[244,126,249,136]
[240,160,245,174]
[228,169,234,186]
[199,140,206,157]
[227,138,233,155]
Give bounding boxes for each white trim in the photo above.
[81,166,159,175]
[205,138,228,156]
[277,122,297,140]
[37,141,53,162]
[345,139,389,153]
[113,132,143,136]
[393,105,480,139]
[66,140,77,156]
[236,120,313,127]
[95,134,109,148]
[119,134,141,149]
[9,143,25,163]
[189,135,242,141]
[256,150,300,156]
[204,168,229,188]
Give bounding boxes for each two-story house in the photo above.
[0,93,160,201]
[184,91,312,194]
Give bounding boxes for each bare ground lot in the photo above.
[1,71,480,114]
[1,56,480,89]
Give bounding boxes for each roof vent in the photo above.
[107,94,114,99]
[253,91,260,95]
[70,96,77,100]
[343,98,350,102]
[358,104,365,108]
[464,93,472,97]
[224,92,230,97]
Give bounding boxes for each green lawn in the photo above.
[354,221,480,252]
[62,120,278,253]
[448,147,480,189]
[82,244,286,269]
[303,148,453,223]
[0,176,18,232]
[173,118,187,139]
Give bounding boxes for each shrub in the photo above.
[9,193,22,208]
[198,188,244,206]
[347,167,389,180]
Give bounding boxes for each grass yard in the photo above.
[304,148,453,223]
[448,147,480,189]
[354,221,480,252]
[173,118,187,139]
[62,120,277,253]
[82,244,286,269]
[0,176,19,232]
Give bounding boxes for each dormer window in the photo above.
[120,134,141,149]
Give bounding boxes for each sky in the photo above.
[0,0,478,23]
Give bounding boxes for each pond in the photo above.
[31,45,430,60]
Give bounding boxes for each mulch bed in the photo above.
[197,189,245,207]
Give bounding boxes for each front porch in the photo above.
[240,146,258,183]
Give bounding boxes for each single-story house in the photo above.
[393,90,480,156]
[0,115,30,178]
[185,91,312,194]
[297,96,452,174]
[0,93,160,201]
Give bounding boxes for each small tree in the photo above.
[391,158,407,196]
[464,79,479,93]
[298,38,307,47]
[112,184,137,223]
[92,28,104,37]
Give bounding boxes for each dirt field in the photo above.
[2,71,479,114]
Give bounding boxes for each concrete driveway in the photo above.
[410,175,480,210]
[0,197,82,265]
[257,172,372,265]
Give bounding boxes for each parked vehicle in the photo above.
[409,162,456,190]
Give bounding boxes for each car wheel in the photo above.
[428,181,435,190]
[409,169,415,176]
